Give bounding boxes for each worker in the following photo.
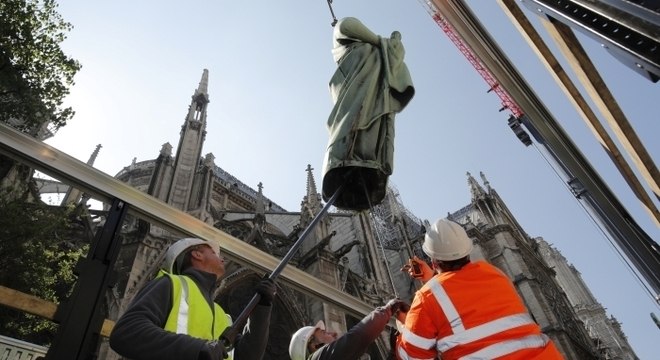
[109,237,276,360]
[322,16,415,211]
[395,219,564,359]
[289,298,409,360]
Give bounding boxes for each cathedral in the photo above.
[106,70,638,360]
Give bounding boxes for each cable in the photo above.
[326,0,338,27]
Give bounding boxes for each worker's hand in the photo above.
[384,298,410,317]
[401,256,434,282]
[255,275,277,306]
[205,339,229,359]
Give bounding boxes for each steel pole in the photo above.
[220,181,346,350]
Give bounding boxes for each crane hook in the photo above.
[327,0,338,27]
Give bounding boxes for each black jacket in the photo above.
[109,268,271,360]
[310,305,393,360]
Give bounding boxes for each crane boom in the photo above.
[419,0,524,118]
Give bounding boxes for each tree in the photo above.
[0,0,81,135]
[0,189,87,345]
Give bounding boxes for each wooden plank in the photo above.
[0,285,57,319]
[0,286,115,337]
[497,0,659,226]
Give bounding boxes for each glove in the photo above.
[255,275,277,305]
[401,256,434,282]
[385,298,410,315]
[205,339,229,359]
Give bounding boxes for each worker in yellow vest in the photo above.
[395,219,564,360]
[110,238,276,360]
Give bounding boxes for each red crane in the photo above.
[419,1,524,119]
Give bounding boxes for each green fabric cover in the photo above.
[322,17,415,210]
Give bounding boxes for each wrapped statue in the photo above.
[322,17,415,211]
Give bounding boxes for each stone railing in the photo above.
[0,334,48,360]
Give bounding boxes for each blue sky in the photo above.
[49,1,658,357]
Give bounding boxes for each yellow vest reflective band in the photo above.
[161,272,233,359]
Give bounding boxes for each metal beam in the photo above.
[0,124,375,321]
[520,0,660,81]
[431,0,660,297]
[496,0,659,226]
[47,198,128,360]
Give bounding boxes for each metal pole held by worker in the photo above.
[219,180,346,352]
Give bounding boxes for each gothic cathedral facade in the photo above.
[108,71,637,360]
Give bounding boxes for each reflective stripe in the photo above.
[397,345,435,360]
[176,275,189,334]
[437,313,535,352]
[428,280,464,332]
[399,325,436,350]
[458,334,550,360]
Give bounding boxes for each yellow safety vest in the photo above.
[161,271,233,359]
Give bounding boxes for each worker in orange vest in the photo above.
[394,219,564,359]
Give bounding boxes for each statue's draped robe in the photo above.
[322,17,415,210]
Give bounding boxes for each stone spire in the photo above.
[256,182,266,215]
[304,164,321,211]
[160,142,172,157]
[467,171,486,201]
[299,165,330,250]
[196,68,209,96]
[167,69,210,211]
[63,144,102,205]
[87,144,102,165]
[480,171,492,192]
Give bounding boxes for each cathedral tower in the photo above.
[167,69,210,211]
[449,172,600,359]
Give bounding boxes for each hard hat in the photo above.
[289,320,325,360]
[162,237,208,274]
[422,219,473,261]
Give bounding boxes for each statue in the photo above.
[322,17,415,211]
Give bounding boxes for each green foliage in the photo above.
[0,0,81,133]
[0,193,87,345]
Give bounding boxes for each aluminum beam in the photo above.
[520,0,660,82]
[0,124,375,320]
[431,0,660,297]
[496,0,659,226]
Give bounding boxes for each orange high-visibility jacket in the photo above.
[395,261,564,360]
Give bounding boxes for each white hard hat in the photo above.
[289,320,325,360]
[422,219,473,261]
[162,237,208,274]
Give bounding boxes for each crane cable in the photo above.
[326,0,338,27]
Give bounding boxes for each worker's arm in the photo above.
[311,300,405,359]
[233,277,276,360]
[231,304,271,359]
[396,290,439,360]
